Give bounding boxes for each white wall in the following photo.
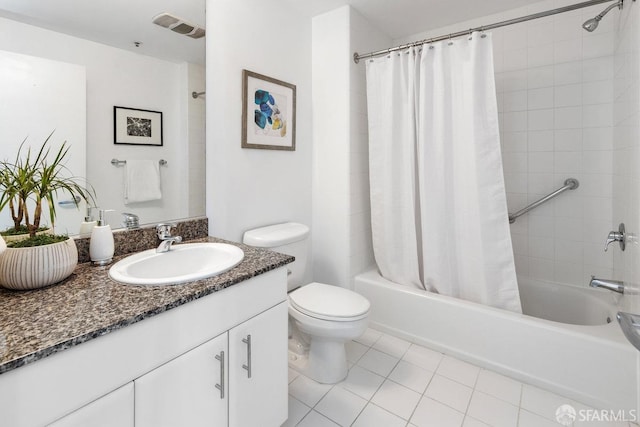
[312,7,351,288]
[312,6,389,288]
[0,16,195,231]
[395,1,618,288]
[206,0,313,281]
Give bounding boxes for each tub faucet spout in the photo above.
[589,276,624,294]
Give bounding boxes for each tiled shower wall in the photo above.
[396,0,619,287]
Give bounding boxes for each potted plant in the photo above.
[0,133,94,290]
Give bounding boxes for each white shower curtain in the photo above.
[366,33,521,313]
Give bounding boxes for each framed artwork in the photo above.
[241,69,296,151]
[114,106,163,146]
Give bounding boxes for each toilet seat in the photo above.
[289,282,370,322]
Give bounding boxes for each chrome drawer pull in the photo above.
[215,351,225,399]
[242,335,252,378]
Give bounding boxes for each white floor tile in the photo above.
[352,403,407,427]
[518,409,561,427]
[424,374,473,413]
[388,360,434,393]
[373,333,412,358]
[520,384,589,421]
[466,390,519,427]
[345,340,368,363]
[282,396,311,427]
[337,365,385,400]
[371,379,422,420]
[402,343,443,371]
[462,416,490,427]
[288,368,300,384]
[436,356,480,388]
[410,396,465,427]
[474,369,522,406]
[315,386,367,427]
[357,348,399,377]
[354,328,382,347]
[297,410,340,427]
[288,375,332,408]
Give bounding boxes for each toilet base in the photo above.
[287,338,349,384]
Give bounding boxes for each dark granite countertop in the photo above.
[0,237,294,375]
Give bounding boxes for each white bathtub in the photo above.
[354,268,637,410]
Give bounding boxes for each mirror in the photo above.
[0,0,206,236]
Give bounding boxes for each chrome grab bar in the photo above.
[617,312,640,352]
[508,178,579,224]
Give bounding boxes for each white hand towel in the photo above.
[124,160,162,204]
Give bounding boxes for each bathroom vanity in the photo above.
[0,237,292,427]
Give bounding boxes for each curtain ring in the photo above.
[480,26,487,38]
[448,34,453,46]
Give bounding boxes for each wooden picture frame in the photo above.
[241,70,296,151]
[114,106,163,146]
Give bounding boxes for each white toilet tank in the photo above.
[242,223,310,291]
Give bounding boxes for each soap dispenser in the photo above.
[90,209,115,266]
[79,206,97,236]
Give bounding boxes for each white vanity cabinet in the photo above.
[47,383,134,427]
[134,302,287,427]
[135,332,229,427]
[229,301,288,427]
[0,268,288,427]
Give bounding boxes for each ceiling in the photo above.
[0,0,206,64]
[0,0,550,64]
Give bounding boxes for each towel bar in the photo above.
[111,159,167,166]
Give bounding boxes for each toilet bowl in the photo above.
[242,222,371,384]
[288,282,370,383]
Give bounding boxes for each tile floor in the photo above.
[283,328,637,427]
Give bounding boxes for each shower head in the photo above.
[582,0,623,32]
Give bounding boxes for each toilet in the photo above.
[243,222,370,384]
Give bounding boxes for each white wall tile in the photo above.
[554,106,582,129]
[528,109,554,130]
[503,90,528,111]
[554,129,582,151]
[528,130,553,151]
[554,84,582,107]
[528,87,554,110]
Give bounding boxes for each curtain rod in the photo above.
[353,0,622,63]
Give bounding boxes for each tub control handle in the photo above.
[215,351,225,399]
[617,312,640,352]
[605,223,626,252]
[242,334,252,378]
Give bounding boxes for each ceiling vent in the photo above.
[152,13,205,39]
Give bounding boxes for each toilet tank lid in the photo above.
[243,222,310,247]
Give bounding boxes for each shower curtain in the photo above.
[366,33,522,313]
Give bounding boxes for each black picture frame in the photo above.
[114,106,163,146]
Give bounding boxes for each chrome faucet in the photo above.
[122,212,139,229]
[156,223,182,253]
[589,275,624,294]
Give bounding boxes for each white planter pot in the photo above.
[0,238,78,290]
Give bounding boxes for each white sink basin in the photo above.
[109,242,245,286]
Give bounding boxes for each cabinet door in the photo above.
[47,383,134,427]
[229,302,288,427]
[135,333,228,427]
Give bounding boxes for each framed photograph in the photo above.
[242,70,296,151]
[114,106,163,146]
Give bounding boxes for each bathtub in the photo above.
[354,268,638,410]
